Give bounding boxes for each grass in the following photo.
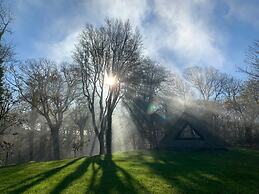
[0,148,259,194]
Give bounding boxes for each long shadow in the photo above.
[130,150,259,193]
[49,157,92,194]
[86,155,149,194]
[87,159,101,191]
[7,158,82,194]
[134,152,212,193]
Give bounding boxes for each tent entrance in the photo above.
[175,124,203,140]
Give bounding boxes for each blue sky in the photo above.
[8,0,259,78]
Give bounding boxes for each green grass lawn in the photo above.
[0,149,259,194]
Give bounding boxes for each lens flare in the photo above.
[106,74,118,87]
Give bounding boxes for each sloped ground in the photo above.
[0,149,259,194]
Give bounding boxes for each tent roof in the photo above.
[159,111,226,150]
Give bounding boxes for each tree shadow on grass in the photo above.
[6,157,82,194]
[131,150,259,194]
[49,157,93,194]
[87,159,101,191]
[4,155,149,194]
[86,155,149,194]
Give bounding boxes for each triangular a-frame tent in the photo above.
[175,124,203,140]
[159,112,226,150]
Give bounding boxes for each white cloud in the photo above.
[87,0,150,27]
[30,0,226,69]
[33,0,150,63]
[149,0,224,68]
[35,31,79,63]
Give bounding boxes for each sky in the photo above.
[7,0,259,78]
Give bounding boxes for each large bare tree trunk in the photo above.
[28,106,37,161]
[28,130,34,161]
[51,127,60,160]
[106,111,112,155]
[98,132,105,155]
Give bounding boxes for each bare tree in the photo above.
[0,140,14,165]
[223,76,243,114]
[70,100,89,155]
[183,66,229,137]
[0,0,12,66]
[0,0,14,138]
[0,89,16,135]
[74,19,143,155]
[223,75,259,144]
[237,40,259,143]
[166,73,193,105]
[239,40,259,80]
[11,59,78,160]
[239,80,259,143]
[184,66,227,101]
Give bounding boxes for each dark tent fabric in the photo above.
[159,111,227,150]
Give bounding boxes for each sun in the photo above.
[106,74,118,86]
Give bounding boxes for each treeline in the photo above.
[0,2,258,165]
